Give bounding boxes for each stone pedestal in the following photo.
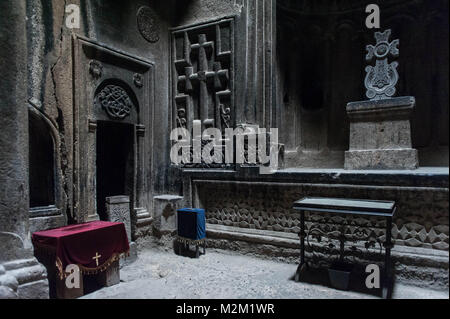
[106,196,131,242]
[345,96,419,170]
[95,260,120,287]
[153,195,184,234]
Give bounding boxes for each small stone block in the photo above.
[95,260,120,287]
[153,195,183,233]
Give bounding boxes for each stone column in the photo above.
[0,0,48,299]
[0,0,30,262]
[86,120,100,222]
[236,0,277,129]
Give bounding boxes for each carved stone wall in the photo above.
[171,18,234,168]
[196,180,449,251]
[172,18,234,134]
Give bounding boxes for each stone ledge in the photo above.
[0,258,49,299]
[347,96,415,114]
[29,214,66,234]
[17,279,49,299]
[206,223,449,288]
[207,223,449,260]
[345,149,419,170]
[184,166,449,188]
[154,195,184,202]
[136,208,153,227]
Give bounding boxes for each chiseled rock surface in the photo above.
[82,247,448,299]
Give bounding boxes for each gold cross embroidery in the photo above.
[92,252,101,266]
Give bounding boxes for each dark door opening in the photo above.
[96,121,134,221]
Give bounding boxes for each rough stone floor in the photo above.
[82,247,448,299]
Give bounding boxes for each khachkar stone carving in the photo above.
[95,84,134,119]
[137,6,160,43]
[172,19,234,168]
[365,29,399,100]
[344,29,419,170]
[106,196,131,242]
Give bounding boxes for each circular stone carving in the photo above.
[137,6,160,43]
[96,85,133,119]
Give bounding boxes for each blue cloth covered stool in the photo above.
[176,208,206,258]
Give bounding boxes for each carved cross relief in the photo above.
[172,19,233,168]
[173,19,233,134]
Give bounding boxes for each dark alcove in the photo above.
[96,121,134,220]
[29,111,55,208]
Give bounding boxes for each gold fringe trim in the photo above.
[56,257,64,280]
[55,250,130,279]
[176,236,206,245]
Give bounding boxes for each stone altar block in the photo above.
[106,196,131,242]
[153,195,184,233]
[345,96,419,170]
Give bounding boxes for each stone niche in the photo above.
[72,35,154,235]
[345,96,419,170]
[28,104,66,233]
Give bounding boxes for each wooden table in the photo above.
[293,197,396,298]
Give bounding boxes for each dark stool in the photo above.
[176,208,206,258]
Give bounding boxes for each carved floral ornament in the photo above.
[89,60,103,78]
[95,84,134,119]
[364,29,400,100]
[137,6,160,43]
[133,73,143,88]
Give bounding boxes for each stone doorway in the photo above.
[96,121,135,221]
[72,36,154,226]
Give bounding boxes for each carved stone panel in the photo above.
[137,6,160,43]
[106,196,131,242]
[95,84,135,120]
[172,20,234,132]
[195,180,449,251]
[171,18,234,168]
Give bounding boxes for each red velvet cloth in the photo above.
[32,221,129,276]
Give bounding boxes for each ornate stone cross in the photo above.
[364,29,400,100]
